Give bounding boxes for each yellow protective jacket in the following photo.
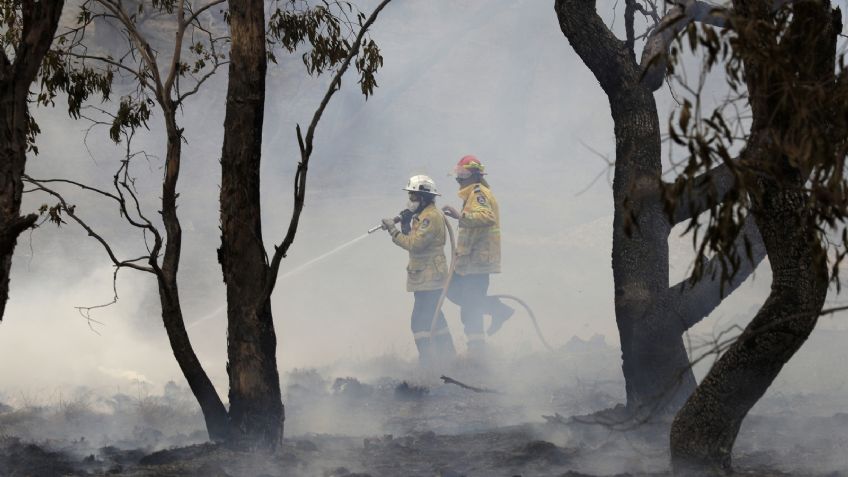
[455,183,501,275]
[391,202,448,292]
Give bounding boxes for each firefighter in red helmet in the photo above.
[442,155,514,353]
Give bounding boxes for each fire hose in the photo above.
[370,214,554,352]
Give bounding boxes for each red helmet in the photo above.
[454,155,486,178]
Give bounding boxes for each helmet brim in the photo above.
[403,187,440,196]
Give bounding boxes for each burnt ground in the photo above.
[1,337,847,476]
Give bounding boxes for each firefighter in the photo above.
[381,175,457,365]
[442,155,514,353]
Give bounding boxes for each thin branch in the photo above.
[59,51,149,88]
[574,139,615,196]
[625,0,637,54]
[177,55,227,102]
[98,0,166,102]
[440,375,499,394]
[263,0,393,301]
[22,175,122,203]
[183,0,226,28]
[75,266,121,334]
[25,180,155,274]
[164,0,187,94]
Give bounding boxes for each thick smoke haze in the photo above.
[0,0,846,429]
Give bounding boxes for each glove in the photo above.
[398,209,414,235]
[382,218,398,236]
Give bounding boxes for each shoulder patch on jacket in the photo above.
[420,217,430,229]
[476,194,487,205]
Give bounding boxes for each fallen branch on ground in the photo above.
[440,375,498,394]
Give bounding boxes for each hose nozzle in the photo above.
[368,216,401,234]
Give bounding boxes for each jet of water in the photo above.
[277,233,370,281]
[187,233,371,329]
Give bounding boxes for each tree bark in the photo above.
[0,0,64,320]
[670,0,839,472]
[555,0,766,417]
[157,108,230,441]
[670,178,828,474]
[219,0,283,449]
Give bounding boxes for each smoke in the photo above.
[0,1,847,475]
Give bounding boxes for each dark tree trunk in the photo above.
[608,87,689,411]
[157,110,230,441]
[670,0,839,472]
[555,0,766,417]
[670,179,828,474]
[0,0,64,320]
[218,0,283,448]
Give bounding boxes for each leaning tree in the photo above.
[664,0,846,473]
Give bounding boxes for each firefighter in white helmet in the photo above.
[381,175,456,365]
[442,155,514,354]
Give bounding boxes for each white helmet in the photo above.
[403,175,440,196]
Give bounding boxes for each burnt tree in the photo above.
[218,0,283,448]
[219,0,391,447]
[670,0,841,473]
[0,0,64,320]
[554,0,766,416]
[34,0,233,441]
[30,0,390,448]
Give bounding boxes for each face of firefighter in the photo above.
[455,172,478,188]
[406,192,421,212]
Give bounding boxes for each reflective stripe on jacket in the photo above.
[391,203,448,292]
[456,183,501,275]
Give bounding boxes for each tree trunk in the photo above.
[219,0,283,449]
[0,78,38,321]
[157,279,230,441]
[158,110,230,441]
[670,179,828,474]
[670,0,838,472]
[608,88,692,412]
[0,0,65,321]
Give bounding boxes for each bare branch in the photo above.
[263,0,393,300]
[668,162,738,225]
[668,214,766,331]
[25,179,155,274]
[164,0,187,94]
[555,0,638,94]
[23,175,122,203]
[75,266,120,334]
[640,0,730,91]
[183,0,226,28]
[440,375,499,394]
[625,0,637,54]
[98,0,166,102]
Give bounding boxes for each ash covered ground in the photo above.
[1,334,846,477]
